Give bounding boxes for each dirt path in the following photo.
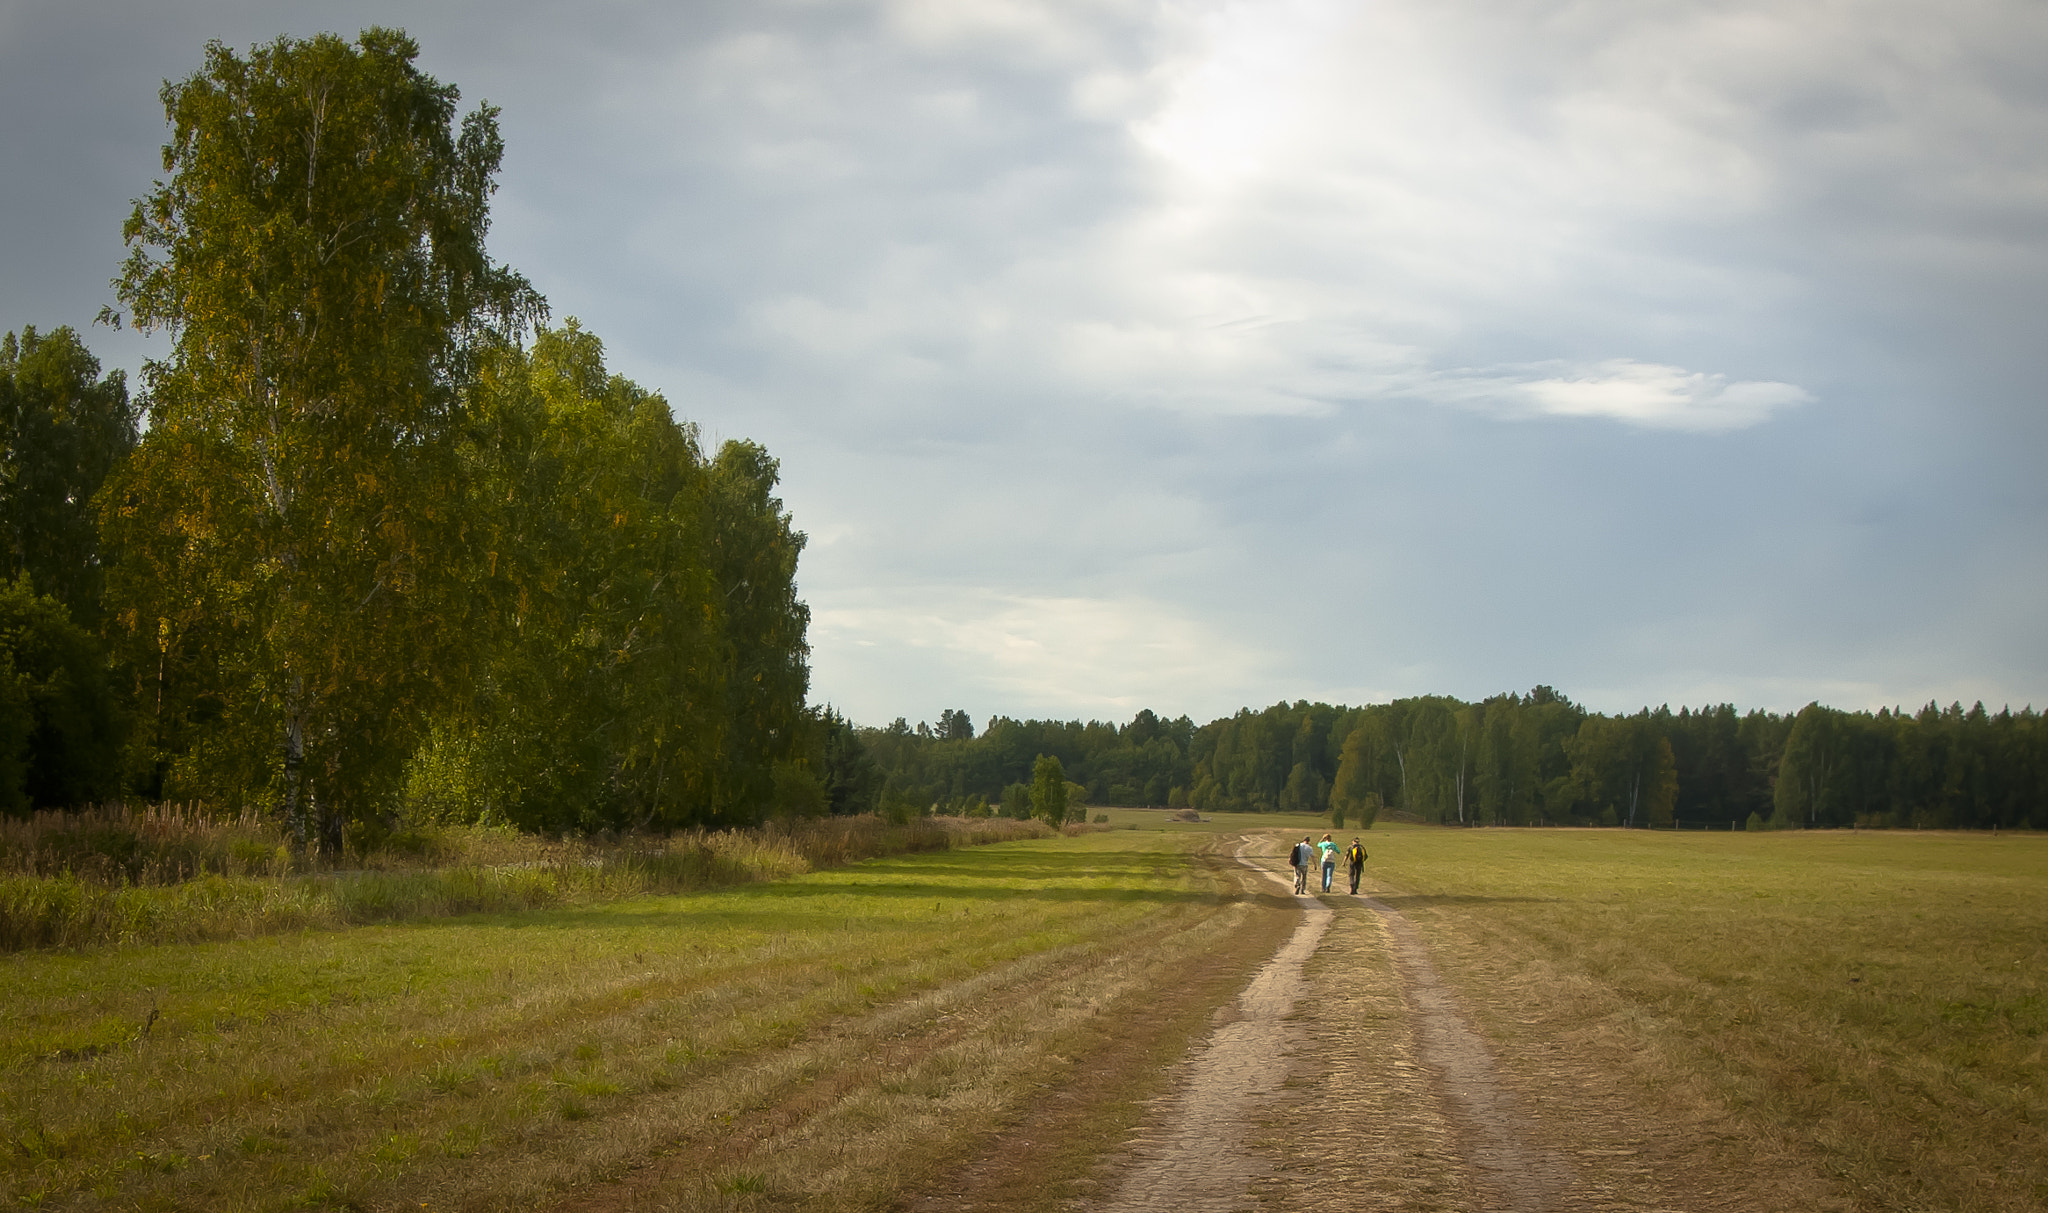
[1098,837,1578,1213]
[1101,846,1333,1212]
[1360,894,1574,1212]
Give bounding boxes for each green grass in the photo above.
[1363,827,2048,1213]
[0,828,1236,1212]
[0,813,1041,951]
[1092,806,1341,835]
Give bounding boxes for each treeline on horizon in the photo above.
[0,31,819,845]
[843,690,2048,831]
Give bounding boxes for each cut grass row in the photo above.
[1,827,1263,1212]
[1353,826,2048,1213]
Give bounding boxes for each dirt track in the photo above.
[1093,836,1760,1213]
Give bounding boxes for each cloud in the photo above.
[1421,359,1813,431]
[809,588,1275,721]
[3,0,2045,722]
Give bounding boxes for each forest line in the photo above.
[844,691,2047,831]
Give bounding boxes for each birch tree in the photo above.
[103,30,540,847]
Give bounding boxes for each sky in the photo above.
[4,0,2045,728]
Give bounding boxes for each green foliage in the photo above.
[0,579,125,812]
[861,687,2048,832]
[104,29,543,847]
[417,325,810,832]
[818,707,884,816]
[1563,713,1678,828]
[1030,754,1068,827]
[0,326,138,624]
[79,35,810,838]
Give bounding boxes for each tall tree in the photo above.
[703,439,812,823]
[1774,703,1842,829]
[0,327,139,624]
[102,30,541,847]
[1030,753,1068,827]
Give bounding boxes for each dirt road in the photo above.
[1092,836,1760,1213]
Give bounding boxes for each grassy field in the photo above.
[1351,825,2048,1213]
[1,826,1271,1212]
[7,811,2040,1211]
[0,809,1027,951]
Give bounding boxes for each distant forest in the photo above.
[835,692,2047,831]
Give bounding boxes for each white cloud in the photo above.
[809,588,1275,720]
[1421,359,1813,431]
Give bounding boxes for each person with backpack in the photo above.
[1317,833,1340,892]
[1289,836,1312,893]
[1345,837,1368,894]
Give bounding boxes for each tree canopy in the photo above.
[858,691,2047,831]
[0,29,818,836]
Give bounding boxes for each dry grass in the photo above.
[0,827,1226,1212]
[0,810,1051,952]
[1363,827,2048,1213]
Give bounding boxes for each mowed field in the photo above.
[1327,822,2045,1213]
[6,816,2045,1212]
[3,829,1293,1212]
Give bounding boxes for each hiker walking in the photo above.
[1345,837,1368,894]
[1317,833,1339,892]
[1289,836,1312,894]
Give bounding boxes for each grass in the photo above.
[0,810,1047,951]
[11,811,2034,1210]
[1092,806,1340,835]
[1360,827,2048,1213]
[0,826,1253,1212]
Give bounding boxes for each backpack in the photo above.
[1290,842,1307,866]
[1347,843,1366,864]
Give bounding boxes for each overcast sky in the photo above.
[5,0,2045,727]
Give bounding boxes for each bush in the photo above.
[0,580,125,812]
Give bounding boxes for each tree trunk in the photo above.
[281,675,306,854]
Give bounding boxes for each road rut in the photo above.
[1100,837,1573,1213]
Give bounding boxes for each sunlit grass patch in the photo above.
[0,813,1053,952]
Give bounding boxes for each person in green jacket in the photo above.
[1317,833,1339,892]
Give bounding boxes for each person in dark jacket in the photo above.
[1345,837,1368,894]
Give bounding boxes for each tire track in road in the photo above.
[1102,837,1572,1213]
[1361,894,1575,1213]
[1100,842,1333,1213]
